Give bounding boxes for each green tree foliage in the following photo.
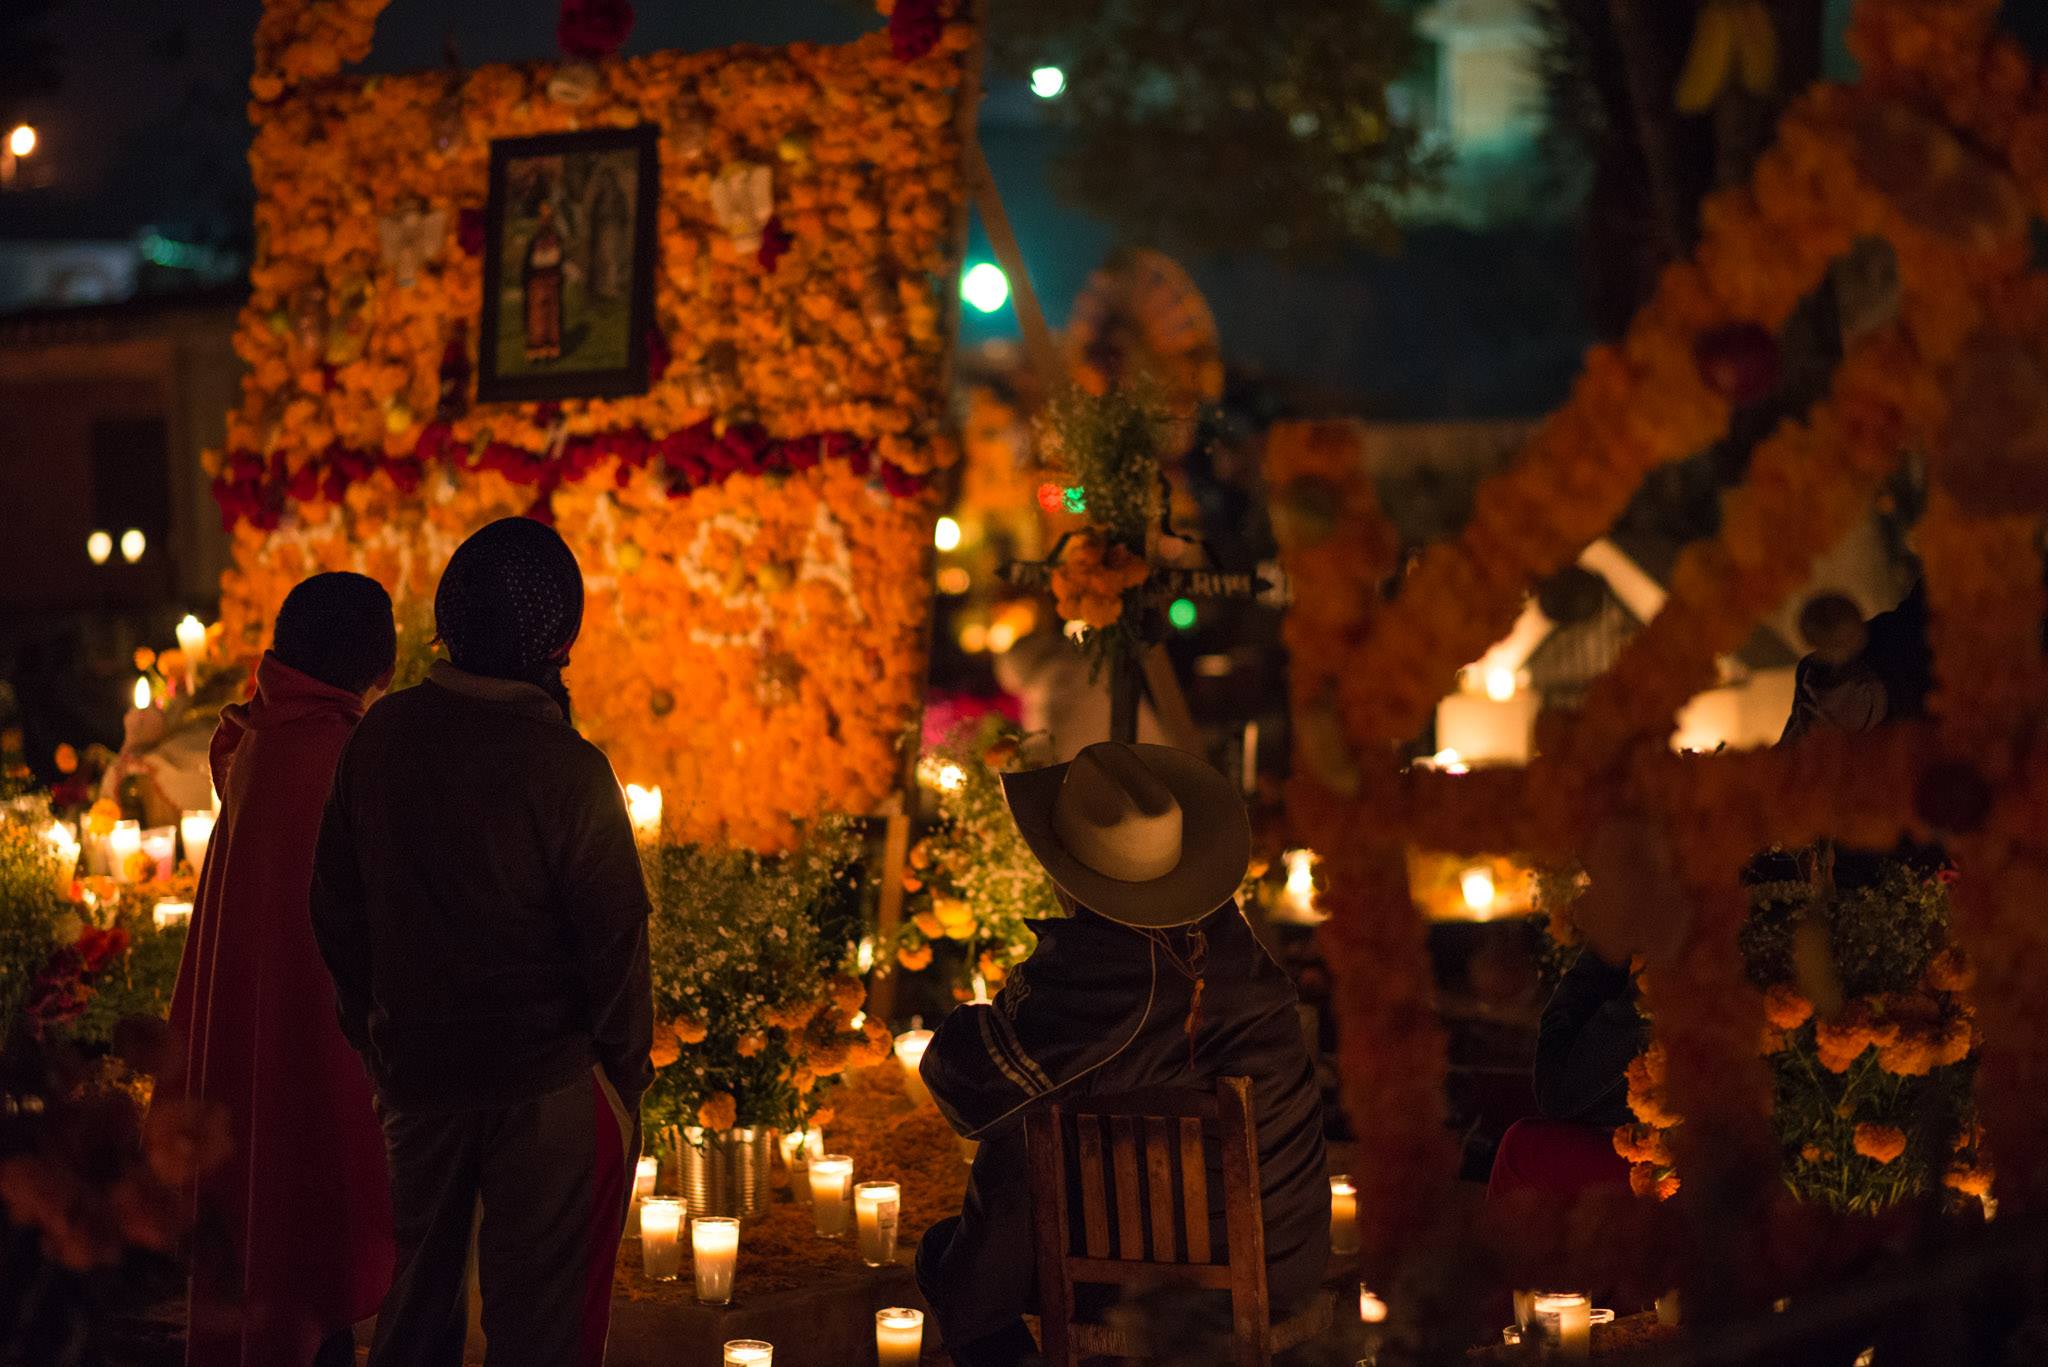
[989,0,1437,255]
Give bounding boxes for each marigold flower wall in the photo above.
[213,1,975,849]
[1267,0,2048,1305]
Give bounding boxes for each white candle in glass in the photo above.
[627,1154,657,1235]
[140,826,176,881]
[692,1216,739,1305]
[1532,1293,1592,1358]
[808,1154,853,1238]
[638,1198,683,1280]
[854,1181,901,1267]
[722,1341,773,1366]
[875,1308,924,1367]
[893,1029,933,1108]
[107,821,142,882]
[42,820,79,893]
[175,615,206,688]
[779,1127,823,1201]
[1329,1175,1359,1254]
[180,810,216,874]
[152,900,193,930]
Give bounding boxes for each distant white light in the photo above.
[960,262,1010,315]
[119,529,147,563]
[933,516,962,552]
[6,125,34,159]
[1029,66,1066,99]
[86,530,112,565]
[1482,665,1517,702]
[1460,867,1497,917]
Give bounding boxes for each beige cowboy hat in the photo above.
[1000,742,1252,928]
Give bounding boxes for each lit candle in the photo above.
[1329,1175,1359,1255]
[1532,1293,1592,1358]
[638,1197,683,1280]
[624,784,663,842]
[132,676,152,713]
[854,1181,901,1267]
[779,1127,823,1201]
[42,820,79,893]
[807,1154,853,1238]
[692,1216,739,1305]
[108,821,142,882]
[140,826,176,881]
[180,810,216,874]
[627,1154,657,1234]
[893,1029,933,1108]
[152,900,193,930]
[1277,848,1323,924]
[875,1308,924,1367]
[175,615,206,689]
[721,1342,772,1366]
[1358,1285,1388,1324]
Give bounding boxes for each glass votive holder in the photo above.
[1531,1292,1592,1359]
[722,1340,773,1366]
[179,810,215,872]
[628,1154,657,1234]
[139,825,177,880]
[893,1029,934,1107]
[107,821,142,881]
[779,1126,823,1201]
[692,1216,739,1305]
[1329,1174,1360,1255]
[875,1307,924,1367]
[808,1154,853,1238]
[854,1180,901,1267]
[638,1197,683,1281]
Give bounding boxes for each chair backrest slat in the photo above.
[1144,1117,1179,1263]
[1076,1113,1112,1260]
[1110,1116,1146,1260]
[1026,1077,1278,1365]
[1179,1114,1212,1264]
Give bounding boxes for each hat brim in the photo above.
[1000,744,1251,929]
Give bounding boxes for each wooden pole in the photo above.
[966,139,1063,390]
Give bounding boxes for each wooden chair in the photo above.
[1024,1076,1334,1367]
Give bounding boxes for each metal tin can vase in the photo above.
[678,1127,773,1219]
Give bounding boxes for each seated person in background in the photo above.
[168,572,398,1367]
[917,742,1328,1367]
[1492,582,1934,1203]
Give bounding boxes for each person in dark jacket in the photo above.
[311,517,653,1367]
[916,742,1328,1367]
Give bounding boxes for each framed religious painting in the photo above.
[478,125,659,403]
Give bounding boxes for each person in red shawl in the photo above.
[168,572,399,1367]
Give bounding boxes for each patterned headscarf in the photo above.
[434,517,585,678]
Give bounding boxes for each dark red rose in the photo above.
[557,0,634,60]
[456,207,487,257]
[645,326,671,383]
[1694,323,1781,405]
[757,216,794,272]
[889,0,945,61]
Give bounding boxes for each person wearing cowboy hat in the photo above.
[915,742,1328,1367]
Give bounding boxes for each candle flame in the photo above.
[133,676,152,712]
[1460,866,1498,917]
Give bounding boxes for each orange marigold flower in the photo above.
[911,912,943,939]
[1944,1164,1993,1198]
[1924,946,1975,994]
[649,1033,680,1069]
[85,799,122,839]
[53,744,78,775]
[1625,1049,1681,1129]
[736,1033,767,1059]
[1655,1173,1681,1201]
[1877,1032,1939,1077]
[1852,1124,1908,1165]
[697,1092,738,1132]
[897,943,933,971]
[1613,1124,1673,1166]
[830,975,867,1019]
[1763,983,1814,1031]
[671,1018,709,1045]
[133,648,157,672]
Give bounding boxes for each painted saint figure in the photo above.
[523,200,567,363]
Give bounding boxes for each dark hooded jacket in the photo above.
[310,662,653,1112]
[919,902,1327,1338]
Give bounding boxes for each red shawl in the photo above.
[168,654,393,1365]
